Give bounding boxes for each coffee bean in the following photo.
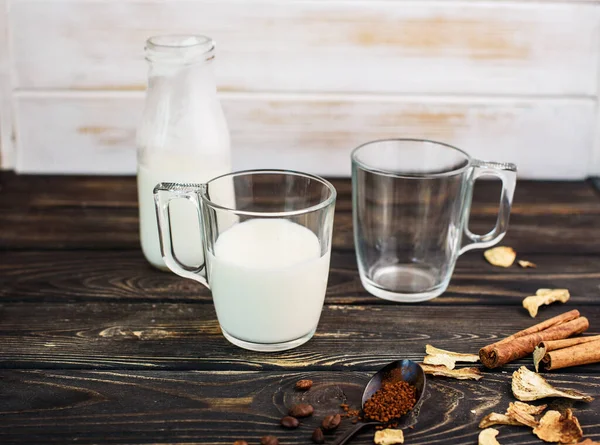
[321,414,342,431]
[289,403,314,418]
[311,427,325,444]
[261,436,279,445]
[233,441,248,445]
[295,379,313,391]
[280,416,300,429]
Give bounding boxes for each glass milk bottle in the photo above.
[137,35,232,270]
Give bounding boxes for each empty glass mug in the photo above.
[352,139,517,302]
[154,170,336,351]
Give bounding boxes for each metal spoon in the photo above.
[332,360,426,445]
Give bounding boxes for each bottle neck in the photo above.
[148,61,217,95]
[145,35,217,94]
[138,35,230,162]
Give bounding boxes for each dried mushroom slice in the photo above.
[533,409,583,444]
[420,364,483,380]
[484,247,516,268]
[506,402,539,428]
[522,289,570,318]
[576,440,600,445]
[479,428,502,445]
[518,260,537,268]
[512,366,593,402]
[479,402,546,429]
[512,401,547,416]
[374,429,404,445]
[423,344,479,370]
[479,413,522,429]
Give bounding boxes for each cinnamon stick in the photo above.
[495,310,580,345]
[533,335,600,371]
[480,310,580,368]
[541,338,600,371]
[539,335,600,352]
[480,314,589,369]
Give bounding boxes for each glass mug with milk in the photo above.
[154,171,337,352]
[137,35,232,270]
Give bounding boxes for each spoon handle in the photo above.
[332,422,379,445]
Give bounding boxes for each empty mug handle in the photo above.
[153,182,210,289]
[459,160,517,255]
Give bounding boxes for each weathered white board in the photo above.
[15,93,595,179]
[10,1,600,96]
[3,1,600,175]
[0,0,12,168]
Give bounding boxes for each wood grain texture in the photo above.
[1,302,599,371]
[10,1,599,96]
[1,175,600,445]
[2,174,600,253]
[2,173,599,209]
[0,370,598,445]
[2,250,600,305]
[6,206,600,251]
[13,95,596,178]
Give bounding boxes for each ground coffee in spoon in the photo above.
[363,370,417,424]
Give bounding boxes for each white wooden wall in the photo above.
[1,0,600,178]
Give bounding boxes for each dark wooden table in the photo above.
[1,172,599,445]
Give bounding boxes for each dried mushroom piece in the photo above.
[419,364,483,380]
[479,428,502,445]
[518,260,537,268]
[479,402,546,429]
[577,440,600,445]
[533,409,583,444]
[522,289,570,318]
[484,247,516,268]
[512,401,547,416]
[506,402,539,428]
[423,344,479,370]
[479,413,522,429]
[512,366,593,402]
[374,429,404,445]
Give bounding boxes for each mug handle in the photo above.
[153,182,210,289]
[459,160,517,255]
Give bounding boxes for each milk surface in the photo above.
[137,154,231,269]
[208,219,331,344]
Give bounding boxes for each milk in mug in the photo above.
[208,218,331,344]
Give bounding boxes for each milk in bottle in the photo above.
[137,35,232,269]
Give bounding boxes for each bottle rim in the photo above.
[145,35,215,63]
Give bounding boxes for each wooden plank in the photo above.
[0,0,13,169]
[2,250,600,305]
[593,149,600,176]
[0,369,598,445]
[0,172,139,208]
[2,195,600,251]
[593,59,600,177]
[594,92,600,176]
[3,173,599,209]
[14,95,139,175]
[0,302,599,371]
[2,175,600,252]
[13,95,596,178]
[9,1,599,96]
